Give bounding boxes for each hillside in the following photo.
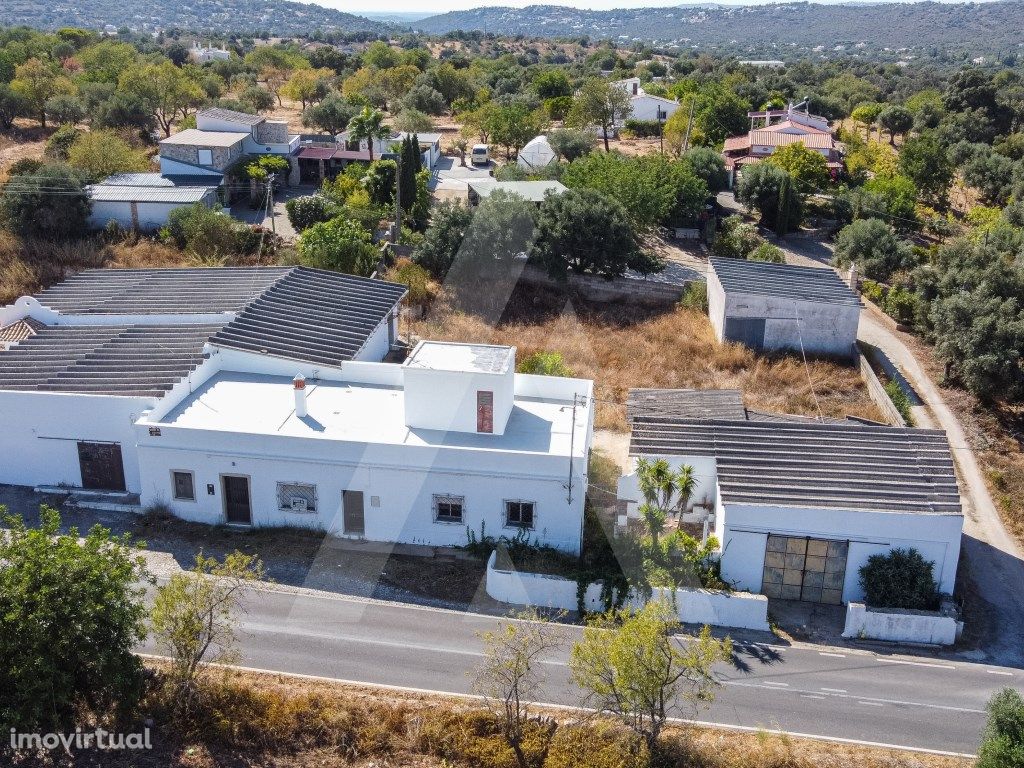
[413,1,1024,58]
[0,0,392,36]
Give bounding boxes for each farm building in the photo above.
[707,257,861,358]
[617,389,963,605]
[87,173,221,232]
[0,267,405,495]
[0,270,594,553]
[467,180,568,206]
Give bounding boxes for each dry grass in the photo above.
[411,290,883,430]
[50,665,968,768]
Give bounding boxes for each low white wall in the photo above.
[485,551,770,631]
[842,602,960,645]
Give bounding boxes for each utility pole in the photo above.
[681,97,696,154]
[266,173,276,235]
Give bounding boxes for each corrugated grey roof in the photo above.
[208,267,408,367]
[629,417,961,515]
[0,324,221,397]
[34,268,290,315]
[198,107,264,126]
[469,180,568,202]
[99,173,223,187]
[14,267,408,393]
[88,184,219,204]
[627,388,747,421]
[710,257,861,307]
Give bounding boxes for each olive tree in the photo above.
[833,217,915,282]
[570,602,732,755]
[978,688,1024,768]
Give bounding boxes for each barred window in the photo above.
[505,501,535,529]
[278,482,317,513]
[172,471,195,501]
[434,494,464,524]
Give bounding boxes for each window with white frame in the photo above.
[172,471,195,501]
[197,148,214,165]
[433,494,464,523]
[277,482,317,513]
[505,500,535,529]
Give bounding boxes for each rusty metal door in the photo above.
[77,442,126,491]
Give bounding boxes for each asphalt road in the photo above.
[140,585,1019,757]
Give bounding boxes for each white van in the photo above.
[471,144,490,166]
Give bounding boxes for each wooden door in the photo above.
[343,490,365,535]
[223,476,252,525]
[77,442,126,491]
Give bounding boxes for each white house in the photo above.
[618,389,963,605]
[0,267,406,495]
[190,43,232,63]
[332,130,443,171]
[134,340,594,552]
[708,258,861,358]
[611,77,681,124]
[87,173,221,232]
[0,269,595,554]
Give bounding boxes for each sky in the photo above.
[318,0,987,16]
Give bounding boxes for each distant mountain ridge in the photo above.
[0,0,392,36]
[413,1,1024,55]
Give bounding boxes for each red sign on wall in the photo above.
[477,390,494,434]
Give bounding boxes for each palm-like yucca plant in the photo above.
[348,107,391,162]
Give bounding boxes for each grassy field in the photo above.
[411,289,884,431]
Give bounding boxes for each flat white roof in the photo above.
[156,370,584,457]
[404,341,514,374]
[160,129,248,147]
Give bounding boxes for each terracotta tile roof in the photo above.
[749,130,835,150]
[0,316,45,344]
[723,135,751,152]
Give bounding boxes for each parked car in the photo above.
[471,144,490,166]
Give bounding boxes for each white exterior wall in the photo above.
[0,390,153,492]
[720,288,860,357]
[720,502,963,603]
[842,603,960,645]
[88,198,216,232]
[486,552,770,630]
[135,422,588,552]
[355,311,396,362]
[403,364,515,436]
[630,95,680,122]
[617,453,719,519]
[242,135,300,156]
[707,270,727,342]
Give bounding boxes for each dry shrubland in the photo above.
[412,290,883,430]
[70,667,967,768]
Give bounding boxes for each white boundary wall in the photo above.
[485,551,770,631]
[842,602,961,645]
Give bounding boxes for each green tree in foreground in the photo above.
[567,77,633,152]
[151,552,264,717]
[413,200,475,280]
[472,610,564,768]
[570,602,732,755]
[978,688,1024,768]
[0,506,148,731]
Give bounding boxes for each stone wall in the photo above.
[159,140,242,171]
[857,345,906,426]
[256,121,289,144]
[518,264,686,307]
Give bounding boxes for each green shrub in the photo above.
[623,118,663,138]
[384,258,435,308]
[298,215,379,276]
[165,203,245,261]
[860,278,886,305]
[883,380,914,426]
[679,281,708,313]
[285,194,339,232]
[44,124,83,161]
[748,242,785,263]
[882,284,919,325]
[858,548,939,610]
[518,351,573,377]
[711,215,764,260]
[978,688,1024,768]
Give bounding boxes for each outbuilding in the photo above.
[87,173,221,232]
[517,135,557,171]
[707,257,861,357]
[467,180,568,206]
[618,389,963,605]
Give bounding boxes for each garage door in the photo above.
[724,317,766,350]
[761,535,848,604]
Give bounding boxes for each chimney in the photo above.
[847,262,859,290]
[294,375,308,418]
